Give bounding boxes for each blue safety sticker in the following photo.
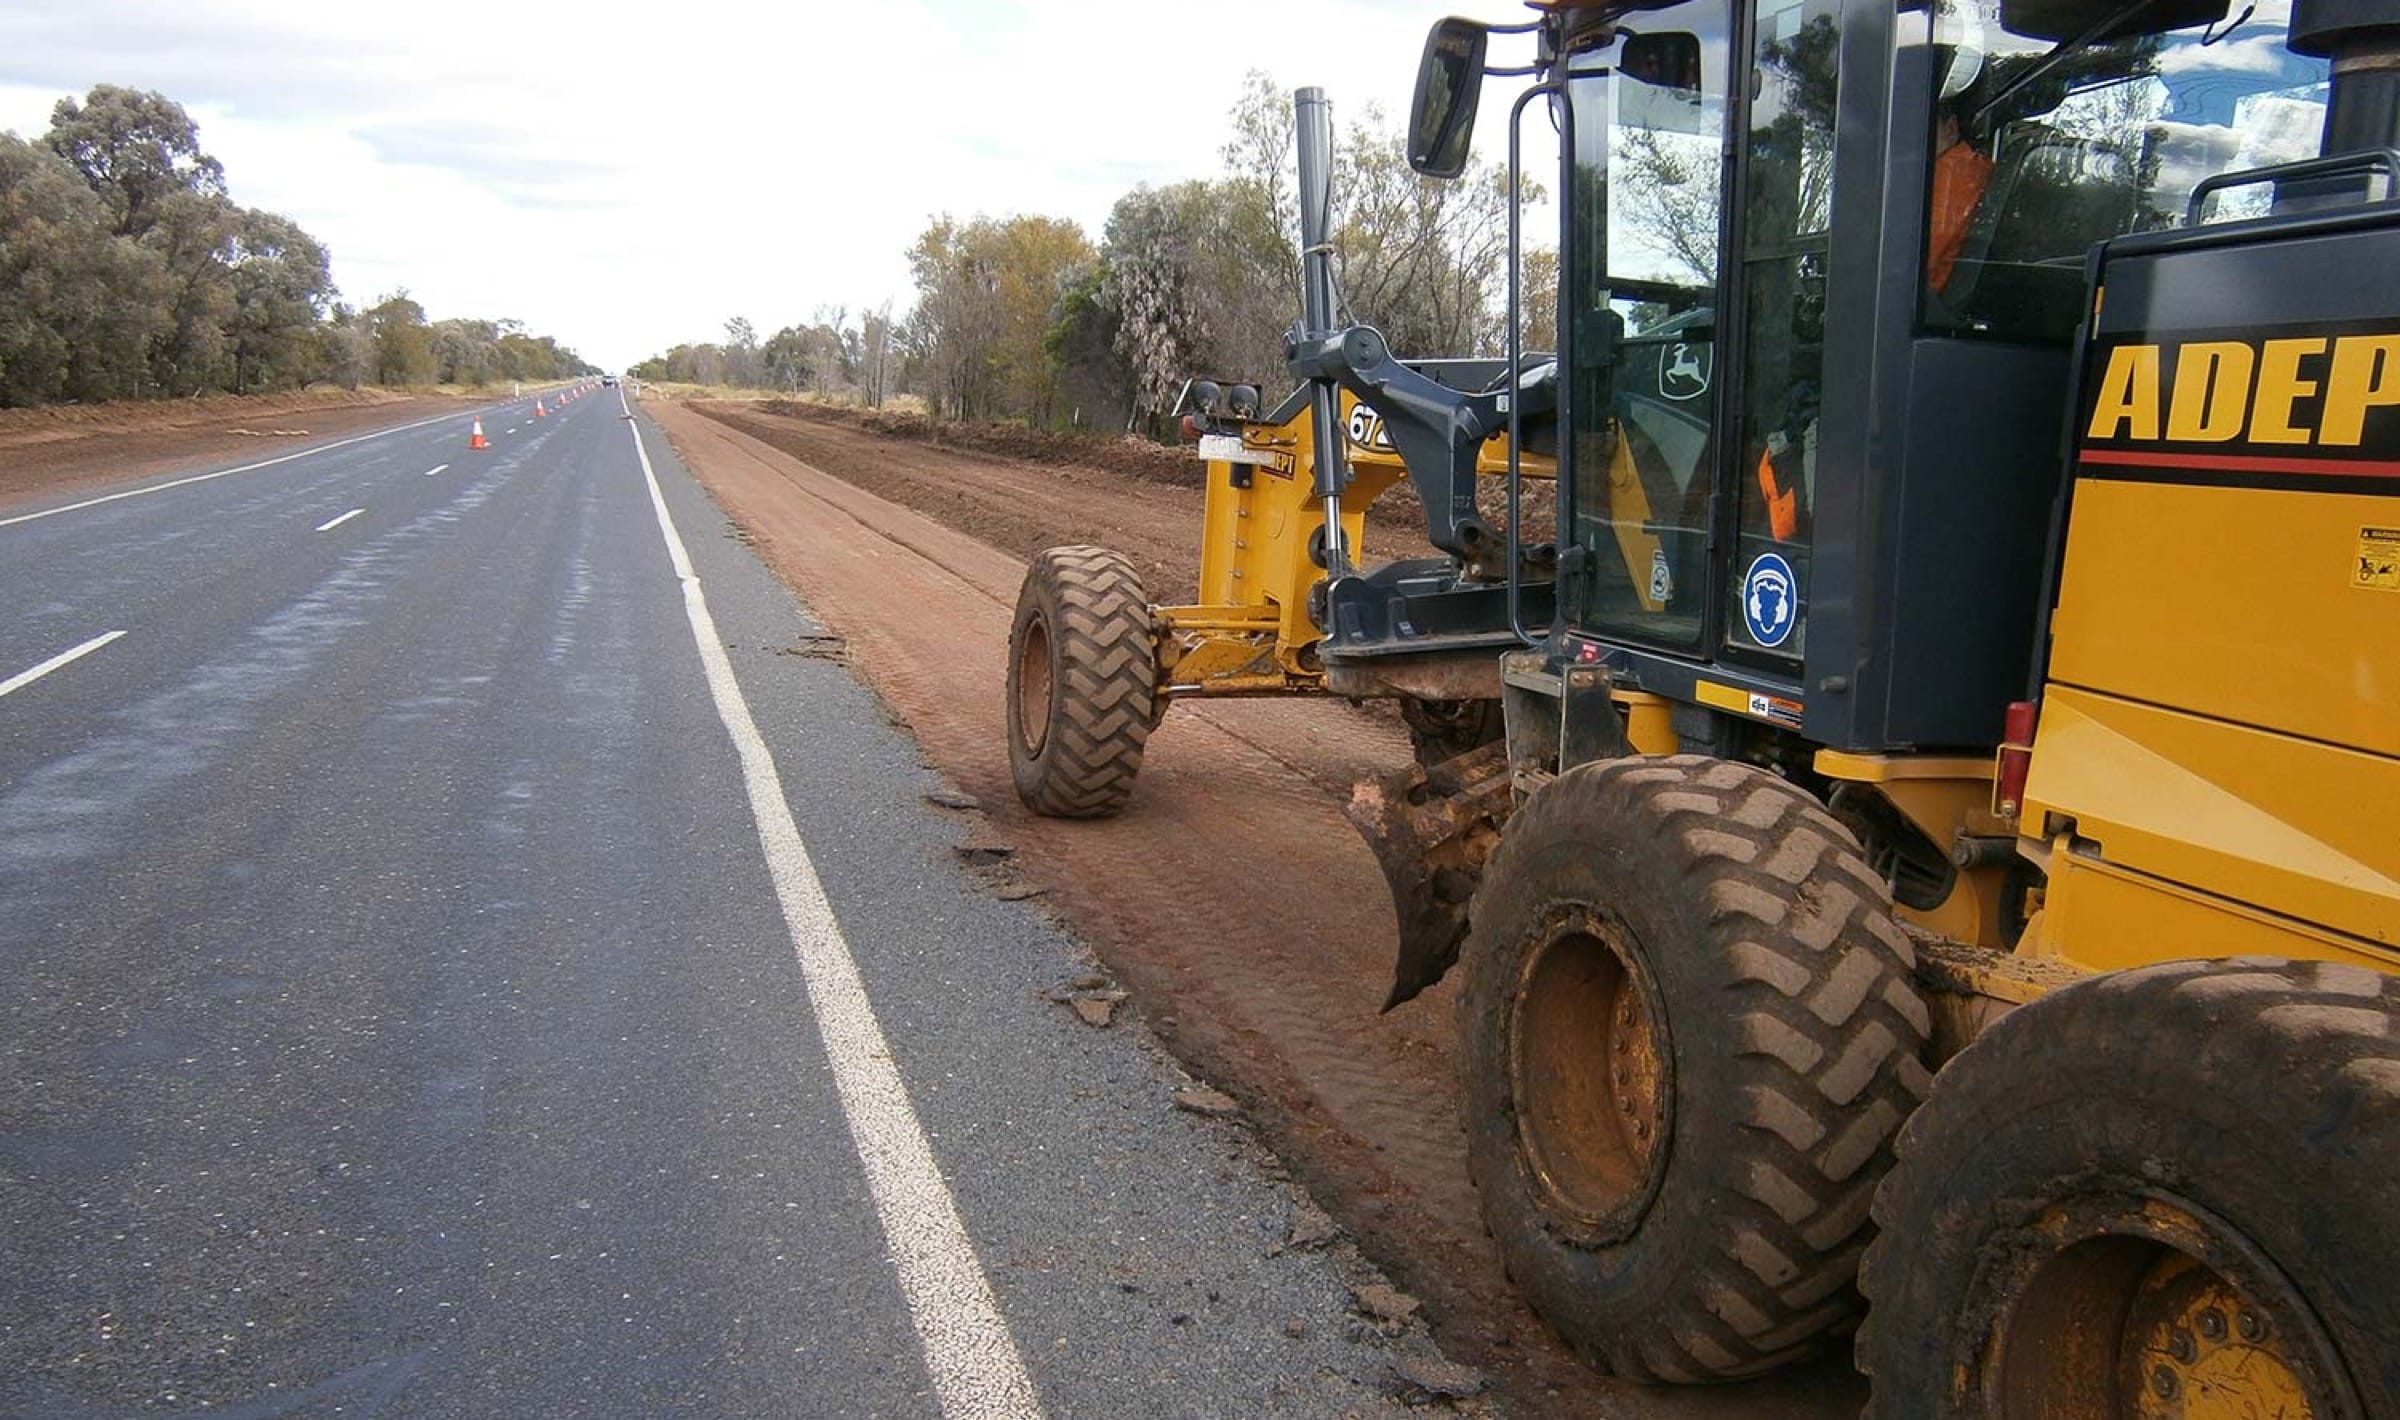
[1742,552,1799,648]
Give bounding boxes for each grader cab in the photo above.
[1007,0,2400,1410]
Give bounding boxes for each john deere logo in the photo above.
[1661,341,1711,402]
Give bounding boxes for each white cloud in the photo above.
[0,0,1516,369]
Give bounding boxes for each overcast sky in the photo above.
[0,0,1511,370]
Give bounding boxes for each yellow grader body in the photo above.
[999,2,2400,1406]
[1153,380,2400,1008]
[1152,388,1552,697]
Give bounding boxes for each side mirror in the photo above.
[1409,18,1488,179]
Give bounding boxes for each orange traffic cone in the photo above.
[535,399,547,417]
[469,418,490,450]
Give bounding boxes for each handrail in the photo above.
[1506,78,1572,647]
[2185,148,2400,223]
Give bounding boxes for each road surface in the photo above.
[0,390,1439,1418]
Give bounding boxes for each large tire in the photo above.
[1461,755,1931,1382]
[1859,957,2400,1418]
[1006,546,1157,819]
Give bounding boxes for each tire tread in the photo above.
[1467,754,1931,1382]
[1008,546,1156,819]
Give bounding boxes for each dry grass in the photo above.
[0,379,594,435]
[0,386,416,437]
[724,396,1203,489]
[636,382,928,416]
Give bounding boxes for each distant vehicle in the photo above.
[601,374,619,387]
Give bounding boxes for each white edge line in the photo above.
[0,629,128,699]
[0,408,482,530]
[314,507,365,533]
[620,392,1044,1420]
[423,463,449,477]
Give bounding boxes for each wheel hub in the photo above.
[1507,906,1670,1246]
[2127,1257,2309,1420]
[1014,614,1052,756]
[1984,1192,2352,1420]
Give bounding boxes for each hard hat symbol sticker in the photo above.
[1743,552,1798,649]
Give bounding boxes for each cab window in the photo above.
[1919,0,2330,342]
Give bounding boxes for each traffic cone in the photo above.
[469,418,489,450]
[535,399,547,417]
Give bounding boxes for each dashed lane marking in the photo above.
[314,508,365,533]
[0,630,128,700]
[618,386,1044,1420]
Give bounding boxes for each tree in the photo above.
[226,208,332,391]
[3,86,588,407]
[0,133,168,404]
[723,315,761,388]
[905,216,990,417]
[1044,263,1131,431]
[319,304,375,389]
[758,325,811,392]
[1097,183,1217,427]
[857,301,896,408]
[430,317,500,386]
[1330,106,1528,358]
[904,214,1091,422]
[367,292,437,386]
[1215,70,1304,371]
[44,86,225,239]
[1520,246,1560,355]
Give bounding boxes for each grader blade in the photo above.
[1345,739,1514,1011]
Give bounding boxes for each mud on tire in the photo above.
[1460,754,1931,1382]
[1007,545,1158,819]
[1859,957,2400,1418]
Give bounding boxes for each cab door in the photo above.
[1560,0,1734,654]
[1721,0,1843,668]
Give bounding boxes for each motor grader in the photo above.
[1005,0,2400,1410]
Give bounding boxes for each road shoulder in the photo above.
[632,402,1462,1418]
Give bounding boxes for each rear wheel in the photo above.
[1461,755,1930,1381]
[1006,546,1157,818]
[1859,957,2400,1419]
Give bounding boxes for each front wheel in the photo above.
[1461,755,1930,1382]
[1859,957,2400,1418]
[1006,546,1157,819]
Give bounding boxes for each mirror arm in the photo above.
[1970,0,2166,126]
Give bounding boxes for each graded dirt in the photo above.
[649,396,1865,1420]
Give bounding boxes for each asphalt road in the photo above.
[0,390,1436,1418]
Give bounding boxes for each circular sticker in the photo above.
[1742,552,1799,649]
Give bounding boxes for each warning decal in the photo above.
[2360,527,2400,592]
[1747,692,1805,729]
